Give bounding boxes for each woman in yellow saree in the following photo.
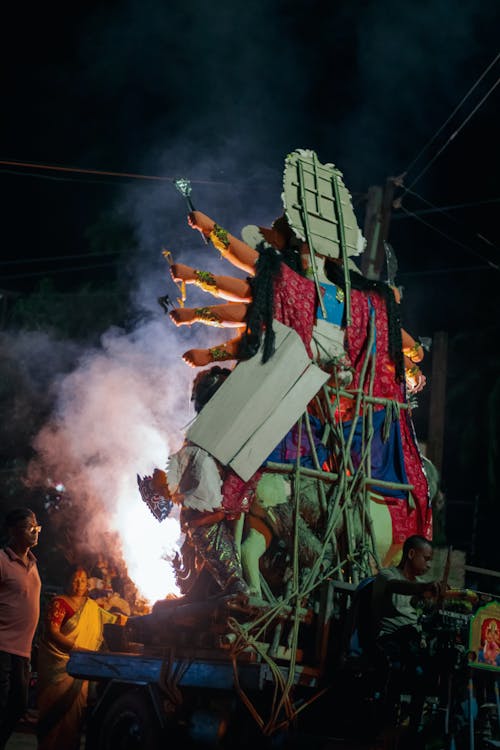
[37,567,126,750]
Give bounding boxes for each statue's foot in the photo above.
[247,594,269,609]
[170,263,196,284]
[223,579,250,607]
[169,308,195,326]
[181,349,213,368]
[225,579,250,597]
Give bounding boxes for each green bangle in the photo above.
[209,224,230,255]
[209,346,228,361]
[194,307,223,327]
[194,270,218,294]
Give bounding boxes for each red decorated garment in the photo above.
[221,263,316,517]
[343,289,432,543]
[273,263,316,357]
[46,596,77,628]
[222,468,263,519]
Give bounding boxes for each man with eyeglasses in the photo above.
[0,507,41,749]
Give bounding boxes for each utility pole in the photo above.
[426,331,448,473]
[361,180,449,479]
[361,177,397,280]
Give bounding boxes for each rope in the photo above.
[158,650,191,707]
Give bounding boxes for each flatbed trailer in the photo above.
[69,644,329,749]
[67,581,357,749]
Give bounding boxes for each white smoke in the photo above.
[24,148,257,603]
[28,319,188,600]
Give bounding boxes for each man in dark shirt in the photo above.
[371,535,444,741]
[0,507,42,749]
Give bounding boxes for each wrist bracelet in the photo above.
[406,341,422,361]
[209,224,230,256]
[209,346,228,361]
[194,270,218,294]
[194,307,223,327]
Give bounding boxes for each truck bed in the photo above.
[68,648,321,691]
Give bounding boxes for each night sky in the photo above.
[1,0,499,569]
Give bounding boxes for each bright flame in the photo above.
[27,319,198,609]
[113,481,182,604]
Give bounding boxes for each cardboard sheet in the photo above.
[187,320,329,481]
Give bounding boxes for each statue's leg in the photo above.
[189,520,249,597]
[170,302,248,328]
[241,527,268,597]
[369,495,396,566]
[170,264,252,302]
[230,514,245,562]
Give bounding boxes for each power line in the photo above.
[397,187,499,252]
[403,73,500,195]
[0,167,129,188]
[0,251,122,266]
[0,159,231,185]
[6,290,122,297]
[398,264,493,277]
[392,196,500,218]
[1,261,119,281]
[403,51,500,177]
[398,205,499,270]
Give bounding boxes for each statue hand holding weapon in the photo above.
[174,178,209,245]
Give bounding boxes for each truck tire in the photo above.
[93,688,165,750]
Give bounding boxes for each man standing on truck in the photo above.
[0,507,42,749]
[371,534,445,742]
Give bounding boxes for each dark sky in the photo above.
[2,1,498,295]
[1,0,499,560]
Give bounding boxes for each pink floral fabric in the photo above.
[272,264,316,357]
[344,289,431,543]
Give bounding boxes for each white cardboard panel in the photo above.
[187,323,308,459]
[187,321,327,479]
[228,363,328,480]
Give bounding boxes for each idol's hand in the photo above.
[188,211,214,236]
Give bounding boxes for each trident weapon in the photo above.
[173,177,208,245]
[159,177,204,315]
[173,177,195,211]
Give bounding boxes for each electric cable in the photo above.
[392,196,500,219]
[398,265,492,277]
[0,168,127,187]
[403,51,500,178]
[398,205,499,270]
[0,159,231,185]
[0,251,121,266]
[397,187,499,253]
[1,261,119,281]
[402,73,500,195]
